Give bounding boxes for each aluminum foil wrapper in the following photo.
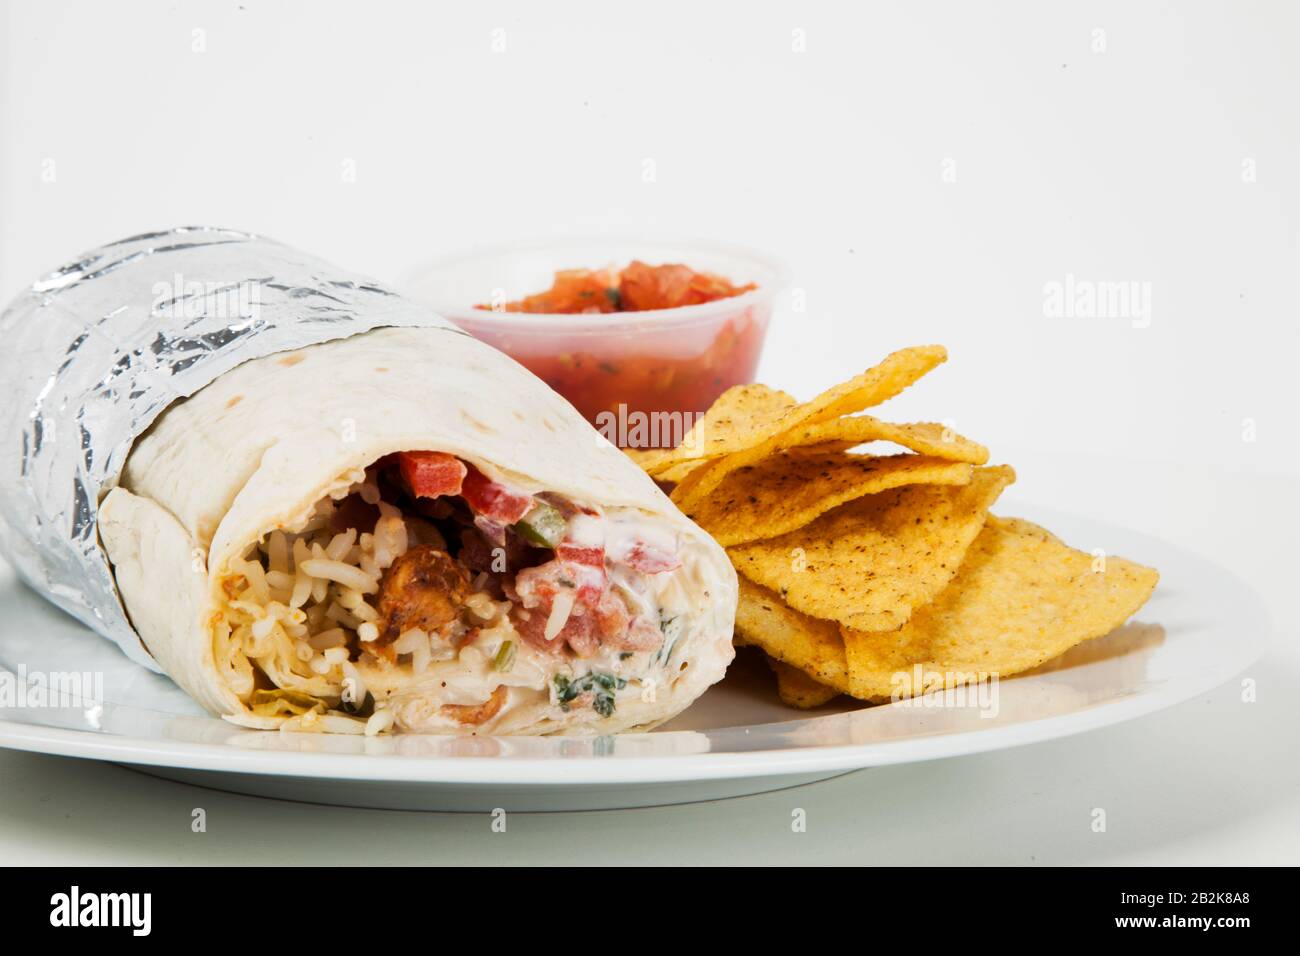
[0,226,454,671]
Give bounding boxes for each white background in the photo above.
[0,0,1296,865]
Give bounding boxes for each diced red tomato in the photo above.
[511,587,644,658]
[605,615,663,653]
[551,545,609,603]
[559,616,601,658]
[398,452,467,499]
[570,563,608,606]
[461,464,534,524]
[478,260,754,315]
[619,260,756,311]
[616,540,682,574]
[556,543,604,567]
[514,557,605,608]
[509,542,668,657]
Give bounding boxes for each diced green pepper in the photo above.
[513,501,567,548]
[494,640,517,673]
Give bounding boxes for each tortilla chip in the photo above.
[1018,621,1165,676]
[637,384,798,475]
[772,416,988,465]
[840,515,1159,700]
[734,576,849,692]
[685,452,974,547]
[654,458,712,485]
[766,656,841,708]
[672,345,948,508]
[780,344,949,427]
[730,465,1015,632]
[643,415,984,486]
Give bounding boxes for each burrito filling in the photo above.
[212,452,705,734]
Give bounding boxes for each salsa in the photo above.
[468,260,768,447]
[479,260,756,314]
[512,317,766,444]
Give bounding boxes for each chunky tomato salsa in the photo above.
[471,261,767,447]
[515,320,765,443]
[479,260,756,314]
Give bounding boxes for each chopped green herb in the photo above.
[554,671,628,717]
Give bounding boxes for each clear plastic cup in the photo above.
[397,238,787,447]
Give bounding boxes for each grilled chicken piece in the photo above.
[376,545,471,649]
[442,685,508,725]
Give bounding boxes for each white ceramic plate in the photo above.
[0,508,1268,811]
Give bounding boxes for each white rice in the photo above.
[393,628,429,654]
[216,472,503,725]
[544,589,576,642]
[299,558,378,593]
[325,601,362,630]
[325,528,357,561]
[364,707,395,736]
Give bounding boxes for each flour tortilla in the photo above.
[98,326,737,734]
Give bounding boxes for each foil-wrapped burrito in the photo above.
[0,228,736,734]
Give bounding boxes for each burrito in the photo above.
[2,230,736,735]
[103,328,739,735]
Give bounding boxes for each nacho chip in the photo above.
[786,344,948,424]
[772,416,988,465]
[839,515,1159,700]
[644,416,977,494]
[637,383,798,475]
[627,450,709,490]
[654,457,713,485]
[730,465,1015,632]
[766,656,841,708]
[734,577,849,692]
[672,345,948,508]
[685,452,974,547]
[1018,620,1165,676]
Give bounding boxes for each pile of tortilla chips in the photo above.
[632,345,1159,708]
